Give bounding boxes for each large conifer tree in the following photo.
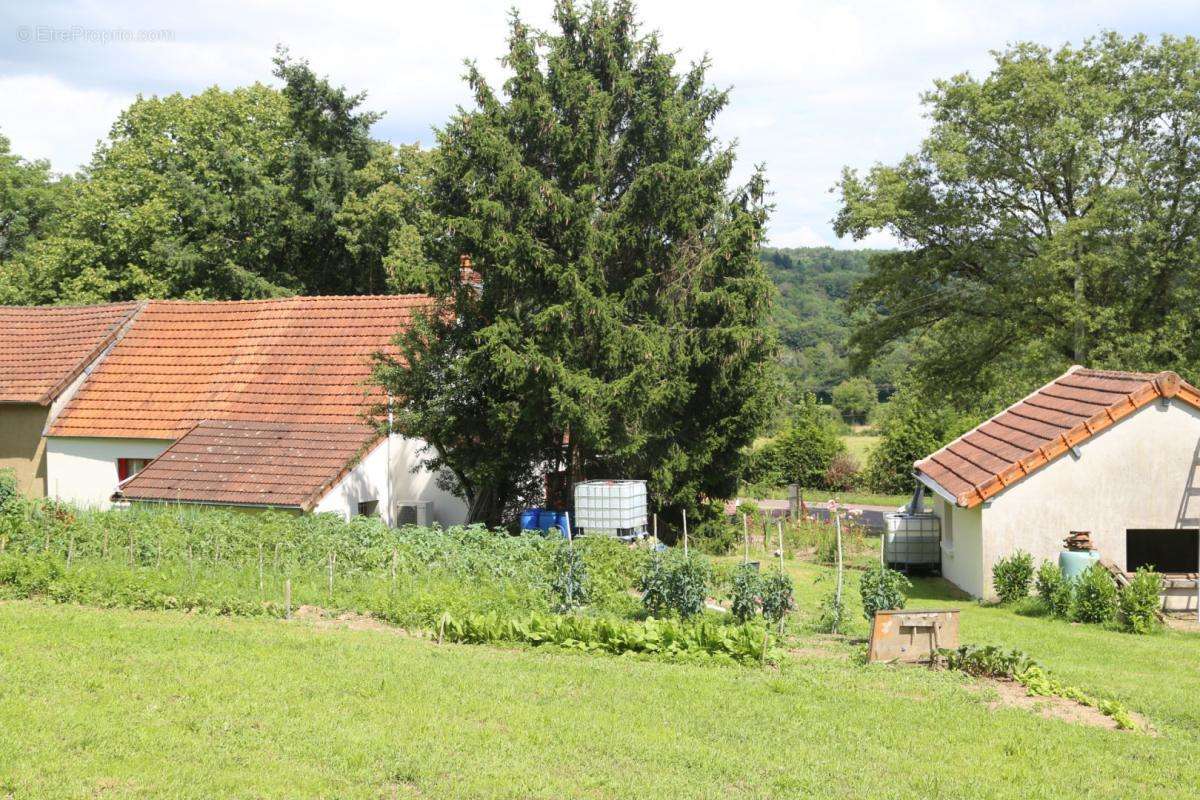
[375,0,775,526]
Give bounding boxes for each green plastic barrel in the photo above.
[1059,549,1100,581]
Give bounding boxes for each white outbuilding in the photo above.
[914,366,1200,610]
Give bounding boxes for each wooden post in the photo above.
[652,513,658,547]
[1,535,7,554]
[257,543,264,595]
[284,579,292,620]
[834,508,844,634]
[67,530,74,566]
[742,513,749,563]
[156,536,162,569]
[327,551,335,600]
[390,548,398,584]
[682,509,688,557]
[776,520,785,571]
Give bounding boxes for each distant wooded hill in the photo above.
[760,247,912,401]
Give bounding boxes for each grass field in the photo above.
[841,433,880,465]
[3,556,1199,798]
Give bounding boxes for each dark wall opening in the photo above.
[1126,529,1200,573]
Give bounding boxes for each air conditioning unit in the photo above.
[393,499,434,527]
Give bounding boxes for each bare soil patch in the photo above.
[290,605,410,636]
[977,677,1152,734]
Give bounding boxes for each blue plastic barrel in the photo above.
[554,511,571,538]
[520,508,542,531]
[1059,549,1100,581]
[537,509,556,532]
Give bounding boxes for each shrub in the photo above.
[1118,567,1163,634]
[0,468,18,513]
[865,381,968,494]
[831,377,877,424]
[690,519,738,556]
[759,570,795,624]
[823,452,860,492]
[758,393,845,489]
[992,550,1034,604]
[1034,560,1072,618]
[729,563,762,622]
[1072,563,1117,624]
[638,550,711,619]
[858,563,911,619]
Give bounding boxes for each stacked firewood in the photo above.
[1063,531,1094,551]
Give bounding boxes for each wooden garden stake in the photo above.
[652,513,658,547]
[284,579,292,620]
[1,535,6,554]
[257,543,264,595]
[834,507,844,634]
[327,551,335,600]
[391,548,398,584]
[681,509,689,557]
[67,530,74,566]
[742,513,749,563]
[776,520,785,571]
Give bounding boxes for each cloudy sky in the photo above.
[2,1,1197,247]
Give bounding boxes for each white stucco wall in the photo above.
[389,436,468,527]
[313,435,468,527]
[977,399,1200,602]
[45,436,173,510]
[935,497,985,598]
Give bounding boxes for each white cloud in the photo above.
[2,0,1198,243]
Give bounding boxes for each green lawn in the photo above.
[841,433,880,465]
[3,570,1199,798]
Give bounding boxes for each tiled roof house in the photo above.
[1,296,466,525]
[0,302,140,496]
[913,366,1200,607]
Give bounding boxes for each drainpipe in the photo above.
[386,395,394,528]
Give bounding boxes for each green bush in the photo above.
[1072,563,1118,624]
[756,393,845,489]
[638,549,712,619]
[1118,567,1163,634]
[858,563,911,619]
[0,468,18,512]
[1034,560,1072,618]
[992,550,1034,604]
[728,563,761,622]
[865,381,968,494]
[759,570,795,624]
[690,519,738,556]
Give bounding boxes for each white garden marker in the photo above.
[682,509,689,557]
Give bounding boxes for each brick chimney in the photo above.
[459,254,482,296]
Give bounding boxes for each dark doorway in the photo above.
[1126,529,1200,573]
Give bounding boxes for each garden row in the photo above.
[992,551,1164,634]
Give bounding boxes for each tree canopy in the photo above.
[373,0,775,525]
[0,51,433,304]
[836,33,1200,403]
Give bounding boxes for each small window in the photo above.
[357,500,379,518]
[1127,529,1199,573]
[117,458,149,482]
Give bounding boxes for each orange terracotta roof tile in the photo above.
[117,419,382,509]
[0,302,140,404]
[48,295,432,439]
[916,366,1200,508]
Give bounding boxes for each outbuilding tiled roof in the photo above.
[916,366,1200,508]
[48,295,431,439]
[0,302,140,404]
[117,419,382,509]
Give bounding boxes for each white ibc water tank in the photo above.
[573,480,648,536]
[884,512,941,570]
